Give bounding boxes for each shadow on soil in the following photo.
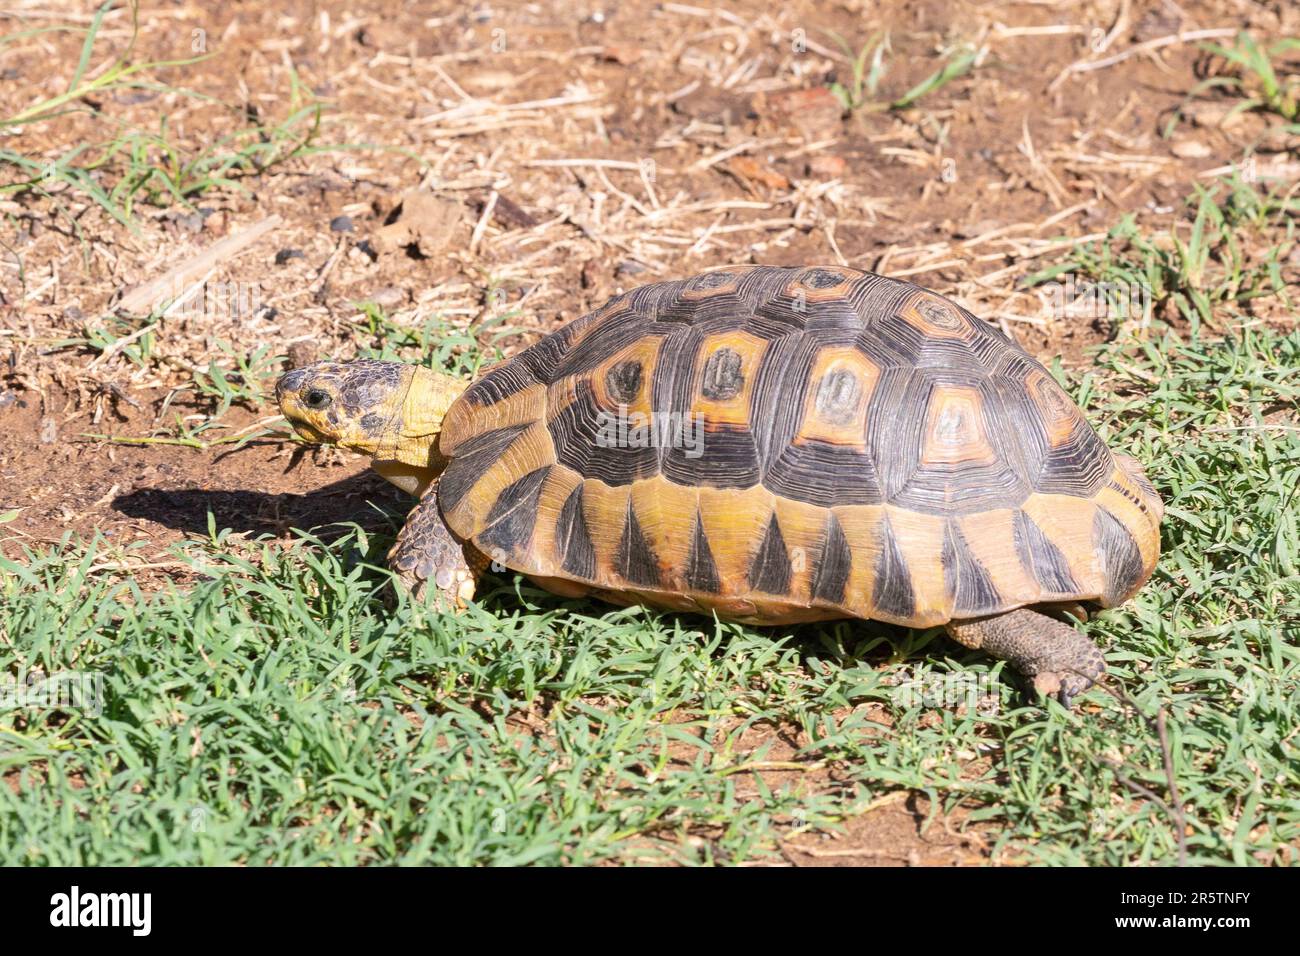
[112,470,409,540]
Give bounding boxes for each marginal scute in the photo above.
[556,484,596,579]
[438,422,533,516]
[477,466,550,559]
[748,513,793,595]
[439,266,1161,627]
[1093,506,1146,606]
[615,501,662,587]
[811,512,852,605]
[872,515,916,622]
[942,519,1000,617]
[685,512,722,593]
[1012,509,1079,596]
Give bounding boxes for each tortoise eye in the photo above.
[303,389,332,410]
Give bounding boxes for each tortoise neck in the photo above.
[373,366,468,494]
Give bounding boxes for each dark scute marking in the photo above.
[1129,470,1160,506]
[685,513,721,593]
[876,369,1033,516]
[1093,506,1145,605]
[764,441,883,507]
[942,520,1000,617]
[700,347,745,401]
[803,268,844,289]
[556,485,595,579]
[616,504,661,587]
[811,512,851,605]
[916,297,964,330]
[359,412,385,435]
[693,271,733,290]
[814,368,863,424]
[604,360,644,404]
[477,466,550,558]
[758,331,884,506]
[550,379,660,486]
[1013,510,1078,595]
[748,513,792,595]
[438,422,533,515]
[1034,432,1112,498]
[468,361,538,407]
[872,517,915,620]
[663,429,760,489]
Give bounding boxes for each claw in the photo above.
[1032,670,1096,709]
[1031,671,1064,699]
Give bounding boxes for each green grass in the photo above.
[0,2,325,232]
[3,323,1298,865]
[1166,31,1300,136]
[826,31,982,115]
[1026,176,1296,334]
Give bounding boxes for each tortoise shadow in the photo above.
[478,575,916,670]
[112,471,412,540]
[114,477,955,682]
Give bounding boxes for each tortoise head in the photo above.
[276,359,467,495]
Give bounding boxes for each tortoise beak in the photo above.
[275,367,332,445]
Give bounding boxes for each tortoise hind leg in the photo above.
[388,485,482,610]
[945,608,1106,708]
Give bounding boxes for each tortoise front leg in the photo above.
[945,608,1106,708]
[388,484,482,610]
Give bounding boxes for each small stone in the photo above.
[599,45,643,66]
[726,156,790,190]
[671,87,752,126]
[952,218,1001,240]
[759,87,843,140]
[39,417,57,444]
[1170,140,1212,159]
[286,341,318,369]
[367,286,406,308]
[330,215,354,233]
[275,248,305,266]
[1259,125,1300,154]
[615,260,647,277]
[371,192,464,258]
[806,154,847,178]
[490,195,537,229]
[1181,101,1245,131]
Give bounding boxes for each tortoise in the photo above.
[276,265,1162,706]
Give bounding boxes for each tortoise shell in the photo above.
[436,266,1162,627]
